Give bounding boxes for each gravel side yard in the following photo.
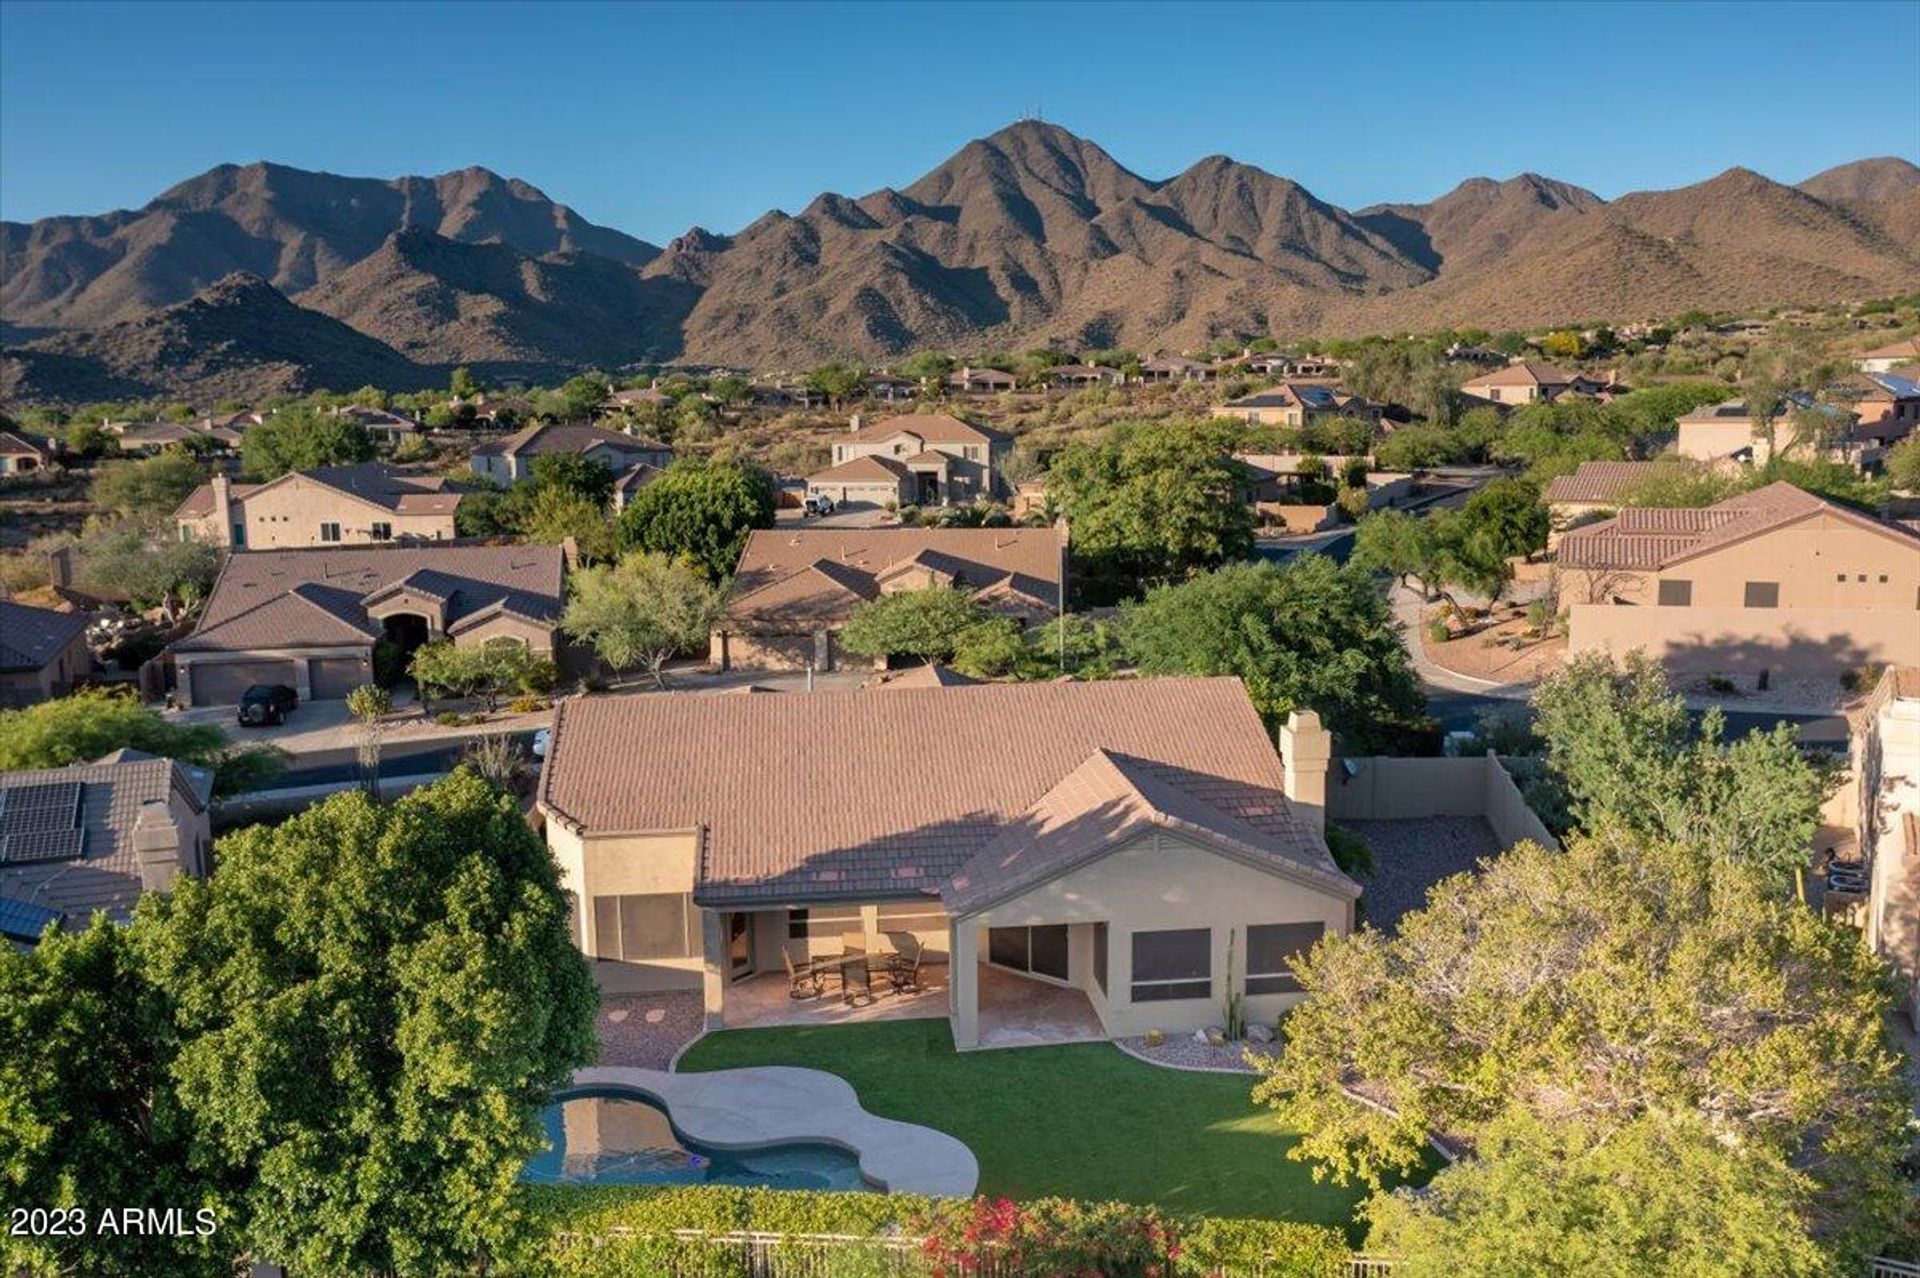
[1344,816,1505,933]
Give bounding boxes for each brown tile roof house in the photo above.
[169,542,564,706]
[0,599,92,707]
[1459,361,1601,405]
[1856,336,1920,372]
[1217,382,1380,428]
[0,751,214,940]
[817,414,1014,509]
[0,430,53,475]
[469,421,673,485]
[175,465,462,549]
[712,527,1066,672]
[536,678,1357,1046]
[1543,460,1666,505]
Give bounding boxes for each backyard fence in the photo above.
[553,1229,1395,1277]
[1870,1260,1920,1278]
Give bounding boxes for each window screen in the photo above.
[592,893,697,961]
[1131,928,1211,1002]
[1245,922,1325,995]
[1743,581,1779,608]
[1093,922,1108,996]
[987,924,1070,980]
[1656,579,1691,606]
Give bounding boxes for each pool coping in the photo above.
[566,1065,980,1198]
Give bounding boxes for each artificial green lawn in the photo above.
[677,1018,1410,1231]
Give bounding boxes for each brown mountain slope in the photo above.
[0,273,435,404]
[1798,157,1920,204]
[0,162,659,332]
[1354,173,1605,274]
[296,228,696,375]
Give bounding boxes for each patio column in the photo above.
[861,904,881,956]
[700,909,726,1031]
[950,919,980,1050]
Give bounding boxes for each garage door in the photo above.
[189,659,298,706]
[308,656,370,701]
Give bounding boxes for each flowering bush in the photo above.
[915,1196,1181,1278]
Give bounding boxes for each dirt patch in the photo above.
[1420,604,1566,685]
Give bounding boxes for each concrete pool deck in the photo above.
[567,1065,979,1198]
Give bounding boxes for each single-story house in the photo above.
[335,405,422,447]
[1217,382,1381,429]
[947,366,1019,394]
[1459,361,1611,406]
[175,465,462,549]
[535,677,1359,1048]
[167,542,564,706]
[0,749,213,944]
[1542,460,1666,541]
[1674,393,1864,468]
[1855,337,1920,374]
[1558,481,1920,683]
[711,526,1067,672]
[0,599,92,707]
[1138,356,1214,383]
[0,431,53,475]
[110,419,242,455]
[469,421,673,486]
[1049,364,1125,389]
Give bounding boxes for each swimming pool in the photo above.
[522,1087,871,1191]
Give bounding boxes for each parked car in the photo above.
[803,493,836,517]
[237,684,299,727]
[532,727,551,759]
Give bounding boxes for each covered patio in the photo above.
[722,961,1104,1049]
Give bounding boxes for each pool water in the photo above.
[522,1089,871,1191]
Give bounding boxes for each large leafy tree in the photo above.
[138,771,598,1276]
[0,920,221,1278]
[560,553,722,687]
[838,586,989,665]
[1120,556,1425,752]
[239,407,375,479]
[1046,422,1255,603]
[89,449,208,522]
[76,525,219,623]
[1255,829,1913,1268]
[618,456,777,581]
[0,687,283,796]
[1530,651,1833,890]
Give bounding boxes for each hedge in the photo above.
[518,1184,1352,1277]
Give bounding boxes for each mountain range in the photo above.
[4,122,1918,403]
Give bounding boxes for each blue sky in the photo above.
[3,1,1916,237]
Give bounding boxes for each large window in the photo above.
[988,924,1069,981]
[371,521,393,541]
[591,892,700,961]
[1131,927,1211,1002]
[1245,922,1325,995]
[1743,581,1779,608]
[1656,579,1691,607]
[319,522,342,543]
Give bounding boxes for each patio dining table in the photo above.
[819,931,875,1004]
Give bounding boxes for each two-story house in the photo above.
[806,413,1011,509]
[468,421,673,486]
[1217,382,1381,429]
[174,465,462,549]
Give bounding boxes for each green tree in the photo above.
[618,456,777,581]
[1451,476,1549,562]
[61,419,119,459]
[521,486,619,565]
[345,684,393,795]
[1047,422,1255,603]
[805,362,866,407]
[138,772,598,1276]
[524,452,616,508]
[1530,651,1834,890]
[839,586,988,665]
[89,450,207,522]
[1887,433,1920,492]
[559,553,721,688]
[76,526,219,622]
[1120,557,1425,752]
[1617,457,1742,508]
[409,639,552,711]
[0,687,284,797]
[450,366,480,398]
[898,351,956,391]
[0,919,219,1278]
[239,407,375,479]
[1254,829,1911,1267]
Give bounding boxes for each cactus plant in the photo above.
[1222,928,1245,1041]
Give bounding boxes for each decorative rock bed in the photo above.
[1115,1033,1267,1074]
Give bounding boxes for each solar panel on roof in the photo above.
[0,781,81,837]
[0,828,85,865]
[0,896,63,943]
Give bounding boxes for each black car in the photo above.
[236,684,299,727]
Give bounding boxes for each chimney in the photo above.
[133,800,184,892]
[849,413,865,434]
[47,544,74,589]
[1278,709,1331,833]
[211,473,235,547]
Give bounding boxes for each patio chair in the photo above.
[783,949,824,1000]
[884,932,924,994]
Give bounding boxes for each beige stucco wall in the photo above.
[1328,754,1559,851]
[0,629,89,707]
[550,824,705,994]
[951,829,1354,1046]
[1862,695,1920,1022]
[228,475,455,548]
[452,613,557,658]
[1568,604,1920,677]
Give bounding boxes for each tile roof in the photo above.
[1223,382,1353,412]
[0,599,89,671]
[1462,361,1575,389]
[469,420,671,458]
[537,676,1349,908]
[1543,461,1665,504]
[847,414,1006,445]
[807,454,912,484]
[0,754,212,926]
[1860,336,1920,361]
[173,543,564,653]
[0,430,50,458]
[174,464,459,518]
[721,527,1065,632]
[869,664,979,690]
[1558,481,1919,570]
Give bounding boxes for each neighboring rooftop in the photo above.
[470,420,670,458]
[1223,382,1349,412]
[1558,481,1920,571]
[175,463,461,518]
[1543,460,1666,505]
[173,542,564,653]
[847,413,1006,445]
[0,599,89,671]
[538,677,1349,909]
[1461,361,1575,389]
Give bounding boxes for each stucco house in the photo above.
[535,677,1359,1049]
[111,418,242,455]
[0,430,53,475]
[1049,363,1125,389]
[469,421,673,486]
[1673,393,1865,468]
[1542,460,1665,542]
[1854,336,1920,374]
[1137,356,1213,383]
[1217,382,1380,429]
[1459,361,1608,406]
[1558,482,1920,682]
[0,599,91,707]
[710,526,1066,672]
[334,405,422,448]
[0,750,213,944]
[175,465,462,549]
[810,413,1011,508]
[1844,666,1920,1024]
[947,366,1019,394]
[1830,371,1920,447]
[167,542,564,706]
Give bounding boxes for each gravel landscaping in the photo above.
[1344,816,1505,933]
[595,991,705,1070]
